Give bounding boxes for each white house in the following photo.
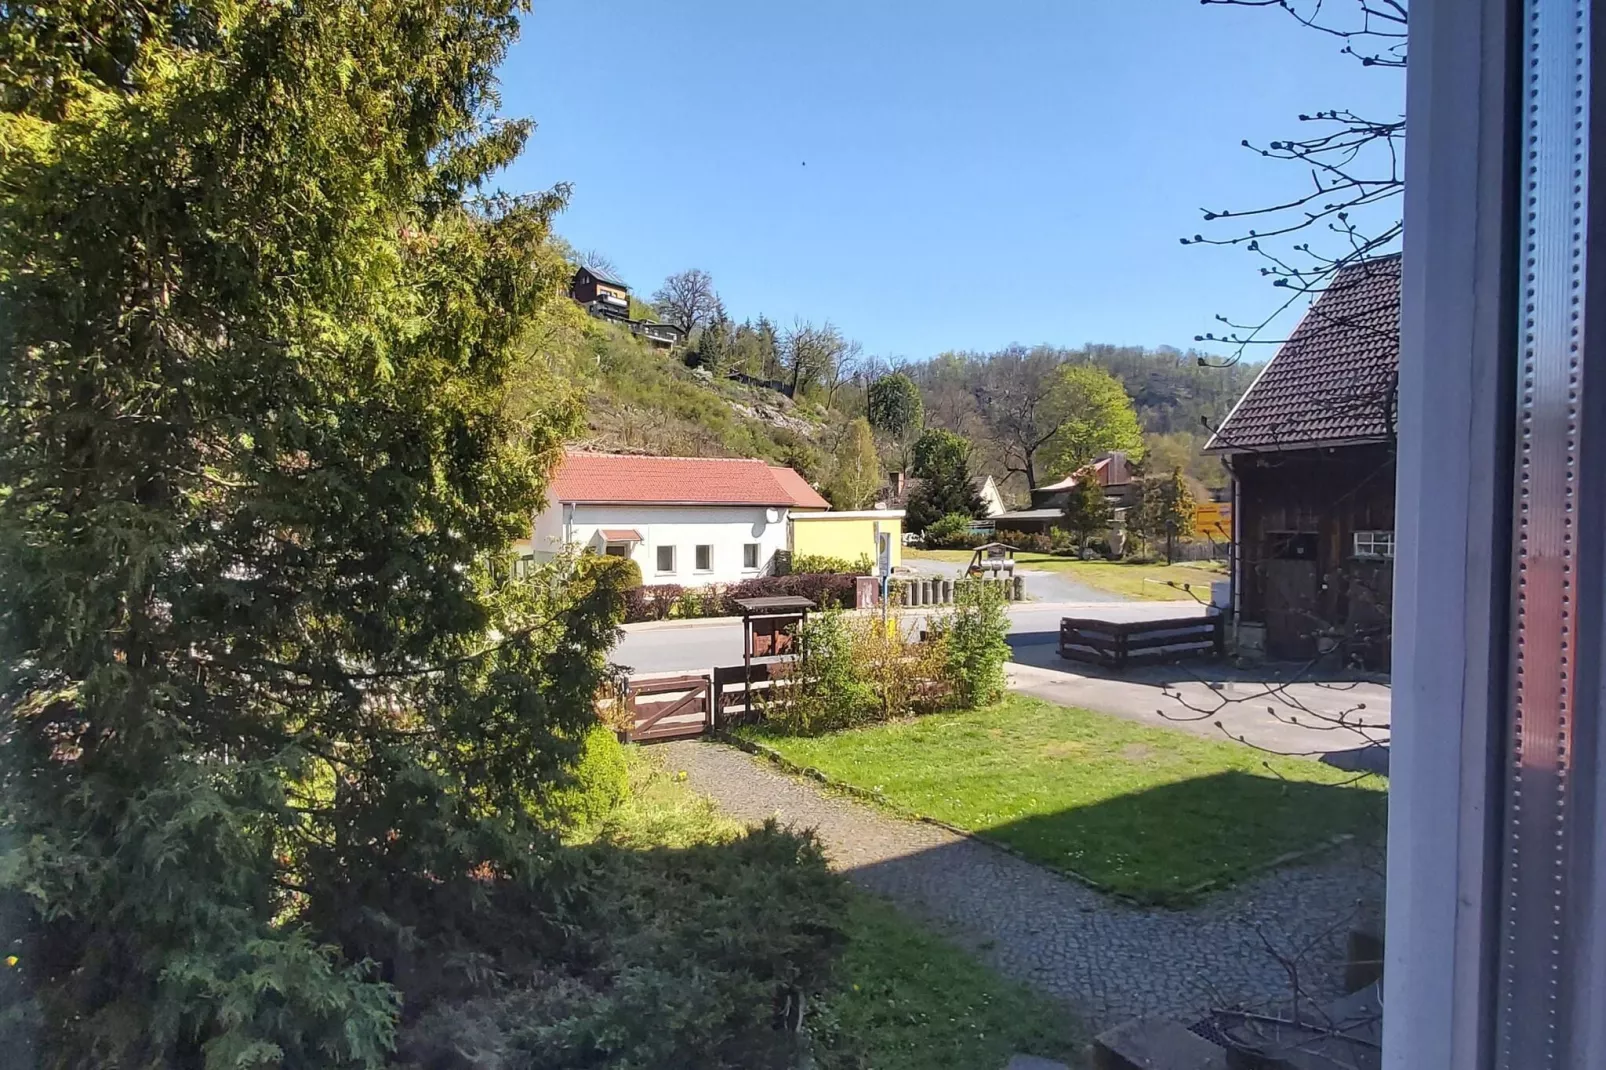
[528,452,831,585]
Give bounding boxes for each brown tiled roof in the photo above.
[1207,255,1400,453]
[548,452,830,509]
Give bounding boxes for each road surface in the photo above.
[613,599,1209,675]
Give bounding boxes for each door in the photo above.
[1261,532,1321,660]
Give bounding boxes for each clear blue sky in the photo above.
[496,1,1403,360]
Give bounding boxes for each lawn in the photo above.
[906,548,1224,601]
[612,751,1085,1069]
[739,695,1385,905]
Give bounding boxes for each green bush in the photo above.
[395,759,849,1070]
[548,724,629,830]
[584,551,643,590]
[923,512,973,545]
[790,552,874,575]
[769,609,878,734]
[942,580,1012,708]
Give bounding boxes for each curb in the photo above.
[713,731,1364,910]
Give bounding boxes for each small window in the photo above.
[655,545,676,574]
[1353,530,1395,560]
[743,543,760,570]
[604,542,629,558]
[694,544,713,573]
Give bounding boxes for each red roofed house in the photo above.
[1205,255,1399,669]
[529,452,872,585]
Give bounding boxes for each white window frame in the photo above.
[604,542,630,558]
[694,544,713,574]
[743,542,761,571]
[1353,530,1395,560]
[655,545,676,575]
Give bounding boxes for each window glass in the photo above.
[743,543,760,570]
[1353,530,1395,560]
[604,542,628,558]
[695,544,713,572]
[655,545,675,573]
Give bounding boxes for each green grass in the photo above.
[907,548,1224,601]
[614,750,1084,1068]
[739,695,1385,904]
[811,895,1084,1070]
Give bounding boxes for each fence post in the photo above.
[942,578,953,603]
[1012,575,1025,601]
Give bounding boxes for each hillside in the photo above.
[573,320,845,483]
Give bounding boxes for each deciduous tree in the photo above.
[829,418,881,509]
[867,373,925,439]
[1040,364,1144,479]
[652,267,721,334]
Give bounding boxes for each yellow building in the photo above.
[790,510,904,570]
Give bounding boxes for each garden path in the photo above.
[660,739,1381,1032]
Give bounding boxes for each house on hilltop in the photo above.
[1206,254,1400,669]
[569,267,686,351]
[528,452,902,585]
[570,266,632,322]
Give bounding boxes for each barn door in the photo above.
[1261,531,1321,660]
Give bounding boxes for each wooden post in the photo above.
[1012,575,1025,601]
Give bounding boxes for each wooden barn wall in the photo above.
[1233,443,1396,666]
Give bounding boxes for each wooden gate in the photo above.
[622,674,712,742]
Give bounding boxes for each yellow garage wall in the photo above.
[790,513,902,569]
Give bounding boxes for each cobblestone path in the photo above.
[660,739,1382,1031]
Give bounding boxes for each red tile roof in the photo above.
[548,453,830,509]
[1207,255,1400,453]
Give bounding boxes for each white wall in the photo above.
[530,503,790,586]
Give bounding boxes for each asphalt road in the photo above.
[613,599,1210,676]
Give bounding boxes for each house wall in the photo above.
[531,503,791,586]
[977,478,1006,518]
[790,512,902,569]
[1232,443,1396,667]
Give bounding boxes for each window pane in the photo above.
[656,545,674,573]
[744,543,759,569]
[695,544,712,571]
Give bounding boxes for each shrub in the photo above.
[584,551,643,590]
[924,512,973,545]
[548,723,630,830]
[769,609,877,734]
[722,574,857,614]
[942,579,1012,708]
[790,552,873,576]
[1006,531,1055,554]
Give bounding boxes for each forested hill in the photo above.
[540,253,1262,500]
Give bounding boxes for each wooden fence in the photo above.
[620,674,712,742]
[1058,614,1225,670]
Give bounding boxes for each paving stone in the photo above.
[1091,1017,1228,1069]
[661,739,1384,1032]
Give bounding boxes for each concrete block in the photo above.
[1090,1017,1228,1070]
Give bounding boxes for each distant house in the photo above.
[1205,255,1400,668]
[569,267,685,350]
[529,452,900,585]
[877,472,1005,518]
[570,266,632,323]
[993,452,1137,537]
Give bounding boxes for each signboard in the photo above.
[875,526,893,578]
[1195,501,1232,540]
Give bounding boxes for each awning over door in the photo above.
[599,529,643,543]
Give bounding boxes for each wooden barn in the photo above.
[1206,256,1399,669]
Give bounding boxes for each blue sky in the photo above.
[496,1,1403,360]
